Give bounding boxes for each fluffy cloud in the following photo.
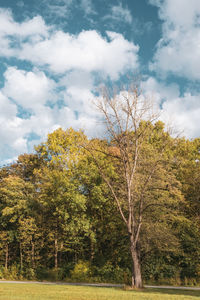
[162,93,200,137]
[0,9,139,79]
[0,91,17,120]
[0,9,49,57]
[0,8,48,37]
[0,65,57,162]
[19,30,138,79]
[0,65,101,163]
[150,0,200,80]
[142,76,200,137]
[3,67,56,111]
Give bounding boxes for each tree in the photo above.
[35,128,91,269]
[0,175,35,270]
[88,85,183,288]
[173,138,200,280]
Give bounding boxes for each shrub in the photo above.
[3,265,20,280]
[93,263,131,284]
[23,268,36,280]
[70,260,92,282]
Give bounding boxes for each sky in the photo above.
[0,0,200,165]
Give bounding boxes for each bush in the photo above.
[3,265,20,280]
[70,260,92,282]
[35,267,49,280]
[93,263,131,284]
[0,267,4,279]
[23,268,36,280]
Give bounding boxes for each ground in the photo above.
[0,283,200,300]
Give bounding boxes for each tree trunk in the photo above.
[90,240,94,262]
[20,242,23,270]
[5,243,8,270]
[130,235,142,288]
[55,238,58,269]
[31,240,35,268]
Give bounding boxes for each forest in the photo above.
[0,88,200,287]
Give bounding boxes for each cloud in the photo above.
[103,2,132,25]
[19,30,139,79]
[3,67,56,112]
[0,8,139,163]
[141,76,180,103]
[0,66,101,162]
[0,66,57,161]
[0,8,48,38]
[0,8,49,57]
[149,0,200,80]
[40,0,74,19]
[0,91,17,120]
[0,9,139,79]
[40,0,95,21]
[162,93,200,137]
[80,0,96,15]
[142,76,200,138]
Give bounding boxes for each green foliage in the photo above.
[93,263,131,284]
[0,126,199,285]
[70,260,92,282]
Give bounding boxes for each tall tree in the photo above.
[89,86,183,288]
[0,175,35,270]
[35,128,91,268]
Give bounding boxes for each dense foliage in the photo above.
[0,126,200,285]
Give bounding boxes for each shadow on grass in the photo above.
[41,283,200,298]
[141,288,200,298]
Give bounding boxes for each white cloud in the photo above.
[0,9,139,79]
[3,67,56,111]
[13,137,27,153]
[0,91,17,120]
[141,76,180,103]
[80,0,95,15]
[57,105,100,136]
[0,115,28,161]
[41,0,95,19]
[0,68,101,162]
[0,8,48,37]
[0,8,139,163]
[0,66,57,161]
[0,93,26,159]
[142,76,200,138]
[0,8,49,57]
[104,2,132,24]
[19,30,138,79]
[162,93,200,137]
[150,0,200,80]
[41,0,74,19]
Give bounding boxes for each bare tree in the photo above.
[88,84,179,288]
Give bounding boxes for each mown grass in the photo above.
[0,283,200,300]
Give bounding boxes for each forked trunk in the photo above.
[130,235,142,288]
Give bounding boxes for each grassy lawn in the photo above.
[0,283,200,300]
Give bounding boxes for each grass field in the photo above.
[0,283,200,300]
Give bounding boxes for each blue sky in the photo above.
[0,0,200,165]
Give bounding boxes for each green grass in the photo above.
[0,283,200,300]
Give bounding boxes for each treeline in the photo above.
[0,126,200,285]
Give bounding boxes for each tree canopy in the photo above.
[0,91,200,286]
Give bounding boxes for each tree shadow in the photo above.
[142,288,200,298]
